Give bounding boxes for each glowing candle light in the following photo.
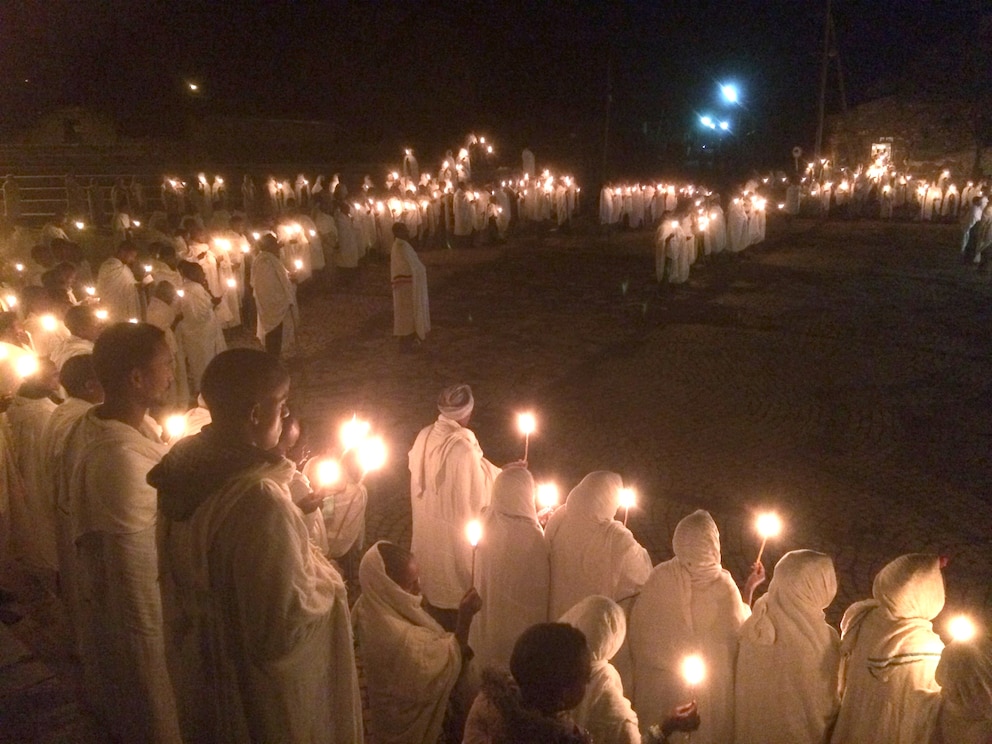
[214,238,231,252]
[241,243,251,254]
[3,294,16,307]
[128,318,139,324]
[516,412,537,461]
[356,436,387,480]
[74,221,85,230]
[314,458,342,490]
[164,414,187,441]
[94,309,109,320]
[226,278,237,289]
[14,354,39,378]
[251,231,261,241]
[466,518,483,586]
[132,220,141,227]
[40,314,58,332]
[143,264,153,273]
[536,482,560,511]
[176,289,185,298]
[293,259,304,271]
[618,487,637,526]
[15,263,24,272]
[340,414,371,451]
[948,615,978,643]
[755,512,783,564]
[308,229,316,237]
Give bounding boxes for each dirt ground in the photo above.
[2,215,990,741]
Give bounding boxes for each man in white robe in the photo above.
[251,234,298,357]
[409,384,501,627]
[150,348,363,743]
[177,262,227,397]
[95,242,141,322]
[355,540,480,744]
[545,471,652,620]
[58,322,181,742]
[830,554,945,744]
[390,223,430,349]
[468,467,549,672]
[735,550,841,744]
[909,639,992,744]
[49,305,101,371]
[629,509,763,744]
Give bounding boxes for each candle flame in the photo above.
[517,412,537,436]
[618,487,637,510]
[293,259,304,270]
[682,654,706,686]
[536,482,560,510]
[314,459,342,489]
[756,512,783,540]
[94,308,109,320]
[39,314,58,332]
[466,519,483,547]
[357,436,387,474]
[14,354,39,378]
[164,415,187,440]
[340,415,371,451]
[948,615,978,643]
[226,278,237,288]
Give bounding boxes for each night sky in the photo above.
[0,1,984,173]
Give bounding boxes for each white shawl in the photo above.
[354,541,462,744]
[735,550,841,744]
[390,238,430,340]
[96,256,141,321]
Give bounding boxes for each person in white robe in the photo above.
[390,222,430,347]
[251,234,298,357]
[145,281,189,408]
[58,323,181,742]
[4,358,60,575]
[150,348,363,743]
[176,261,226,397]
[908,638,992,744]
[95,242,141,322]
[333,186,361,270]
[469,466,550,672]
[628,509,762,744]
[49,304,101,371]
[545,471,652,620]
[561,596,641,744]
[727,198,749,253]
[830,553,945,744]
[454,182,475,246]
[355,540,481,744]
[409,384,501,625]
[655,218,676,282]
[735,549,841,744]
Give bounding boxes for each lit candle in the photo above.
[340,414,371,452]
[356,436,387,481]
[39,314,58,332]
[536,482,559,511]
[251,231,261,241]
[948,615,978,643]
[313,458,342,490]
[14,354,39,378]
[143,264,153,273]
[226,278,237,289]
[84,286,96,296]
[164,414,187,441]
[293,259,303,271]
[3,293,16,307]
[94,309,109,321]
[618,487,637,527]
[755,512,783,565]
[516,412,537,461]
[176,289,185,298]
[15,263,24,272]
[466,519,483,586]
[127,318,139,324]
[74,221,86,230]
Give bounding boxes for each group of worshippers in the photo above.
[358,382,991,744]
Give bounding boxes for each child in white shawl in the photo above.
[354,540,481,744]
[469,466,549,671]
[912,638,992,743]
[735,550,841,744]
[545,471,652,619]
[629,509,763,744]
[830,553,945,744]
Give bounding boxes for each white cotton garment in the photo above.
[354,542,462,744]
[409,415,500,609]
[391,237,430,340]
[628,509,749,744]
[561,596,640,744]
[95,256,141,321]
[735,550,841,744]
[251,249,298,351]
[49,335,94,371]
[60,408,181,743]
[154,449,362,744]
[545,471,652,621]
[469,467,549,672]
[830,554,945,744]
[177,279,227,393]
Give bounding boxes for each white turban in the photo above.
[437,384,474,421]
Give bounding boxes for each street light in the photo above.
[700,115,716,130]
[719,121,730,131]
[720,83,739,104]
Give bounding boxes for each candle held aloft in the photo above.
[755,512,783,564]
[536,482,560,510]
[356,436,387,477]
[516,412,537,461]
[340,415,371,451]
[948,615,977,643]
[618,486,637,526]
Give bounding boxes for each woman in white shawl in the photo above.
[629,509,761,744]
[561,596,640,744]
[545,471,652,620]
[735,550,841,744]
[354,540,481,744]
[910,638,992,743]
[469,467,549,672]
[830,553,945,744]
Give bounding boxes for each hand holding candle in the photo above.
[466,519,483,587]
[164,414,187,441]
[755,512,782,565]
[682,653,705,695]
[516,411,536,461]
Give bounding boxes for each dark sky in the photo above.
[0,1,984,172]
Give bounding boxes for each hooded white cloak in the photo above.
[391,237,430,340]
[96,256,141,322]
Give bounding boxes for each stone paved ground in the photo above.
[2,216,991,740]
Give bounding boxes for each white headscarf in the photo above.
[561,596,639,744]
[437,383,474,421]
[353,542,461,744]
[669,509,725,632]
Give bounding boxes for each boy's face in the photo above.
[249,377,290,450]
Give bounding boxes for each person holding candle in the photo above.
[49,304,102,371]
[545,471,652,620]
[150,348,362,743]
[251,233,298,358]
[176,261,226,399]
[909,635,992,743]
[735,550,841,744]
[354,540,481,744]
[95,241,142,323]
[390,222,430,352]
[469,466,550,671]
[629,509,764,744]
[830,553,945,744]
[409,383,502,630]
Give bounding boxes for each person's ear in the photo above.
[248,401,262,428]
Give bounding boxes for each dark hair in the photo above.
[510,623,590,710]
[178,260,205,283]
[60,353,99,399]
[91,322,166,391]
[64,304,96,336]
[200,348,288,423]
[377,541,413,586]
[391,222,409,238]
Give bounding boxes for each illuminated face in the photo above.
[138,339,175,407]
[250,377,291,450]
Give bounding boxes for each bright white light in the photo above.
[618,487,637,510]
[719,121,730,131]
[357,436,387,473]
[756,512,783,540]
[74,221,85,230]
[164,415,187,440]
[176,289,185,298]
[720,83,739,104]
[517,412,537,436]
[293,259,304,270]
[466,519,483,547]
[188,82,199,92]
[14,354,39,378]
[536,483,560,510]
[94,309,109,320]
[226,278,236,289]
[39,314,57,332]
[948,615,978,643]
[3,294,16,307]
[700,115,715,129]
[340,415,371,451]
[314,459,342,489]
[682,654,706,686]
